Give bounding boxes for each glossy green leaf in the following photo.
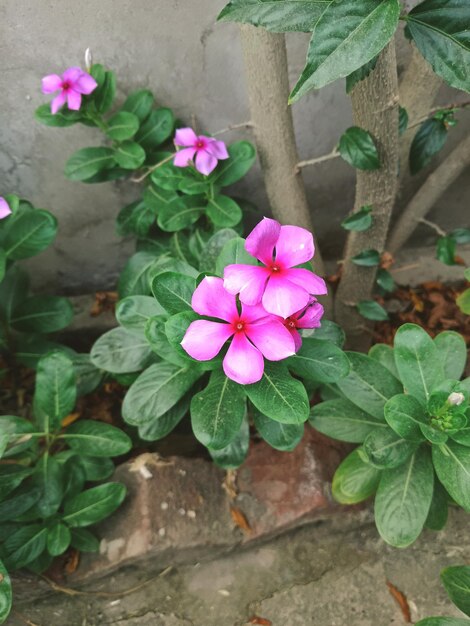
[410,118,448,175]
[414,617,469,625]
[15,335,72,370]
[138,394,190,441]
[10,295,73,333]
[91,327,153,374]
[33,454,64,517]
[170,232,197,267]
[332,448,381,504]
[209,416,250,469]
[135,108,174,150]
[3,525,47,570]
[35,103,81,127]
[206,195,242,228]
[70,528,100,553]
[361,428,417,469]
[399,106,409,135]
[105,111,139,141]
[215,237,256,275]
[0,465,32,500]
[434,331,467,380]
[62,420,132,457]
[287,338,350,383]
[384,394,428,441]
[441,566,470,617]
[121,89,154,122]
[47,523,71,557]
[0,249,6,283]
[346,56,378,94]
[310,398,387,443]
[302,320,345,347]
[253,407,304,451]
[369,343,399,378]
[376,269,395,292]
[3,210,57,260]
[0,416,35,459]
[143,183,178,212]
[357,300,389,321]
[151,271,195,314]
[115,295,165,337]
[157,197,204,232]
[457,288,470,315]
[34,352,77,432]
[0,558,12,623]
[0,486,41,521]
[64,147,116,181]
[425,478,449,531]
[339,127,380,170]
[433,441,470,510]
[116,201,155,237]
[145,315,190,365]
[118,251,159,298]
[451,228,470,244]
[199,228,238,273]
[210,141,256,187]
[341,205,373,232]
[351,248,380,266]
[78,456,115,482]
[218,0,333,31]
[91,68,116,113]
[114,141,146,169]
[437,236,457,266]
[374,446,433,547]
[63,483,126,527]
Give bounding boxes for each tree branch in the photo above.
[296,148,340,171]
[406,99,470,130]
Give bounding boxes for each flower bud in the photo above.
[448,392,465,406]
[85,48,93,72]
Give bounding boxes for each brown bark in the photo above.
[334,42,400,350]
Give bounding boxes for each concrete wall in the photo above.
[0,0,468,293]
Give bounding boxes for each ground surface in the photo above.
[8,508,468,626]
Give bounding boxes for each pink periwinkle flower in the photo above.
[282,297,324,351]
[173,128,229,176]
[42,67,98,114]
[0,197,12,220]
[224,217,327,319]
[181,276,295,385]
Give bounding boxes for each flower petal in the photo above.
[0,198,12,220]
[173,147,197,167]
[245,320,295,361]
[223,333,264,384]
[62,67,83,85]
[205,139,229,160]
[240,302,273,323]
[51,91,67,114]
[181,320,233,361]
[174,127,198,147]
[75,72,98,94]
[66,90,82,111]
[274,225,314,268]
[245,217,280,266]
[191,276,238,322]
[296,300,324,329]
[287,268,328,295]
[224,264,269,306]
[41,74,62,94]
[289,327,303,351]
[262,274,310,318]
[195,150,218,175]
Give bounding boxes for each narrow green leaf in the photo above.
[451,228,470,244]
[310,398,387,443]
[376,269,395,292]
[215,237,257,275]
[351,248,380,266]
[425,478,449,531]
[210,141,256,187]
[33,454,64,517]
[399,106,409,135]
[0,558,12,623]
[63,420,132,457]
[410,118,448,175]
[3,525,47,570]
[118,251,159,298]
[457,288,470,315]
[332,448,381,504]
[63,483,126,528]
[138,394,190,442]
[437,236,457,266]
[341,205,373,232]
[70,528,100,553]
[64,147,116,181]
[47,523,71,557]
[34,352,77,432]
[357,300,389,321]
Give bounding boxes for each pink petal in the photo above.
[205,139,229,160]
[245,319,295,361]
[41,74,63,94]
[66,90,82,111]
[262,274,310,318]
[173,147,197,168]
[195,150,218,175]
[289,327,303,351]
[191,276,238,323]
[245,217,281,265]
[0,198,12,220]
[75,72,98,94]
[181,320,233,361]
[296,300,324,329]
[287,268,328,296]
[62,67,83,85]
[240,302,273,323]
[274,225,314,268]
[174,127,198,147]
[51,91,67,114]
[224,264,270,306]
[223,333,264,384]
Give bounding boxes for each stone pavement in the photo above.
[8,507,469,626]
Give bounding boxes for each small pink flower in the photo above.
[282,298,324,351]
[181,276,295,385]
[42,67,98,114]
[0,197,12,220]
[173,128,229,176]
[224,217,327,319]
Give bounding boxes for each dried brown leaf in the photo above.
[386,580,411,622]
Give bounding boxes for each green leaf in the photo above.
[245,363,309,424]
[121,89,154,122]
[118,251,159,298]
[289,0,400,101]
[337,352,402,420]
[346,56,378,93]
[35,103,81,127]
[105,111,139,141]
[63,483,126,528]
[399,106,409,135]
[357,300,389,320]
[215,237,256,276]
[434,331,467,380]
[114,141,146,169]
[218,0,334,31]
[70,528,100,553]
[157,197,204,232]
[3,525,47,570]
[425,478,449,531]
[384,394,428,440]
[122,362,201,426]
[332,448,381,504]
[451,228,470,244]
[143,183,178,212]
[437,236,457,266]
[116,200,155,237]
[33,454,64,517]
[135,108,174,151]
[206,195,242,228]
[253,407,304,451]
[78,456,115,482]
[145,315,190,365]
[90,327,153,374]
[151,271,195,315]
[287,338,350,383]
[441,566,470,617]
[47,523,71,557]
[457,288,470,315]
[34,351,77,432]
[0,486,41,521]
[62,420,132,457]
[210,141,256,187]
[10,295,73,333]
[361,428,417,469]
[310,398,387,443]
[199,229,238,273]
[15,335,72,370]
[0,465,33,500]
[351,248,380,266]
[406,0,470,93]
[394,323,444,406]
[376,269,395,292]
[0,249,6,283]
[341,205,373,232]
[115,295,165,337]
[65,147,116,181]
[302,320,345,347]
[410,118,448,175]
[138,394,190,442]
[339,127,380,170]
[151,162,186,191]
[374,446,433,547]
[0,265,29,321]
[0,558,12,623]
[91,68,116,113]
[209,416,250,469]
[170,232,197,267]
[433,441,470,510]
[191,370,246,450]
[3,209,57,260]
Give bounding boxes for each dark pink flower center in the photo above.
[285,318,297,329]
[234,320,246,333]
[195,139,207,150]
[61,80,71,92]
[269,263,282,274]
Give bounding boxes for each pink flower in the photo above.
[0,197,12,220]
[42,67,98,114]
[224,217,327,318]
[173,128,229,176]
[282,298,324,351]
[181,276,295,385]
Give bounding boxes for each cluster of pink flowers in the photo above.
[42,67,97,114]
[181,218,327,384]
[0,197,12,220]
[173,128,229,175]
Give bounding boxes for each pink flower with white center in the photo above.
[181,276,295,385]
[282,298,324,351]
[173,128,229,176]
[223,217,327,319]
[42,67,98,115]
[0,197,12,220]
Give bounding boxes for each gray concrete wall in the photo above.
[0,0,468,293]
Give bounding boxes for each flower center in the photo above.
[61,80,71,91]
[195,140,205,149]
[235,322,245,332]
[270,264,281,273]
[287,319,296,329]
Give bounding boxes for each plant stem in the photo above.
[131,153,175,183]
[406,100,470,130]
[418,218,447,238]
[211,121,254,136]
[296,148,340,171]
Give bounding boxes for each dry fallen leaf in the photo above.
[64,549,80,575]
[387,580,411,623]
[61,412,81,428]
[90,291,119,317]
[248,617,272,626]
[230,506,252,534]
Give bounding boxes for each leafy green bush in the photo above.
[417,565,470,625]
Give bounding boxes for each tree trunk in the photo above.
[334,42,400,350]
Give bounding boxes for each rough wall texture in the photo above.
[0,0,468,293]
